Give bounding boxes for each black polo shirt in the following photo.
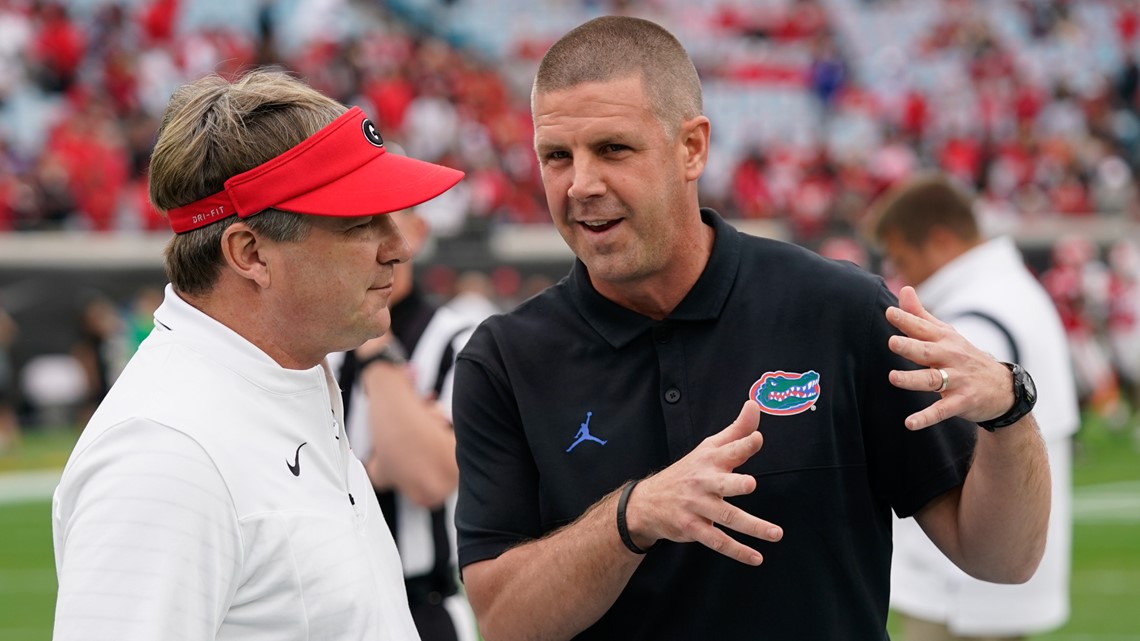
[453,209,975,640]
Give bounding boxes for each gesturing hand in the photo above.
[886,286,1016,430]
[622,401,783,566]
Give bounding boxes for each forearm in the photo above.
[886,289,1053,582]
[372,411,457,505]
[460,402,777,640]
[362,365,458,506]
[466,490,643,641]
[942,414,1051,583]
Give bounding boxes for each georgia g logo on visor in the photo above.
[361,119,384,148]
[750,370,821,416]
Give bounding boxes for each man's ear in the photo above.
[220,223,272,288]
[680,115,711,181]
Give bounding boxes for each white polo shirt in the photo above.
[891,236,1080,635]
[52,285,420,641]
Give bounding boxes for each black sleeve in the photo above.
[452,324,542,570]
[858,282,976,518]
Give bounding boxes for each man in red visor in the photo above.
[51,69,464,641]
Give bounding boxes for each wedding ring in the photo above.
[935,368,949,393]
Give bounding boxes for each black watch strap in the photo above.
[977,362,1036,432]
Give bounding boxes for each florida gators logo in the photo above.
[750,370,821,416]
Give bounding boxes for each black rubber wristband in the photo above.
[616,479,657,554]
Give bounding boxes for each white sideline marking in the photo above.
[0,470,1138,523]
[1044,629,1140,634]
[1072,481,1140,523]
[0,470,61,504]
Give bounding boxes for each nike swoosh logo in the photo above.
[287,442,307,477]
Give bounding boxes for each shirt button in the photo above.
[664,388,681,404]
[653,325,672,344]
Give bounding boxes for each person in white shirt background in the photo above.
[871,172,1080,641]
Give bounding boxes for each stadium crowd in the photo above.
[1,0,1140,238]
[0,0,1135,237]
[0,0,1137,430]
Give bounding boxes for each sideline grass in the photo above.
[1055,521,1140,640]
[1036,415,1140,641]
[0,428,76,640]
[2,419,1137,641]
[0,501,55,641]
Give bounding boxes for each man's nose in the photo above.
[567,156,606,202]
[379,220,412,265]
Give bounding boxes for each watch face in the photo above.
[1017,364,1037,403]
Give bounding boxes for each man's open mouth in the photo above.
[580,220,621,232]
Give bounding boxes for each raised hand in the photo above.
[622,401,783,565]
[885,286,1016,430]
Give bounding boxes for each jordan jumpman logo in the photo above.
[566,411,607,452]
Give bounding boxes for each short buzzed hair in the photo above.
[871,173,981,247]
[532,16,703,134]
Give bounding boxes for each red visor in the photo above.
[163,107,464,233]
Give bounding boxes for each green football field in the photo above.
[2,421,1138,640]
